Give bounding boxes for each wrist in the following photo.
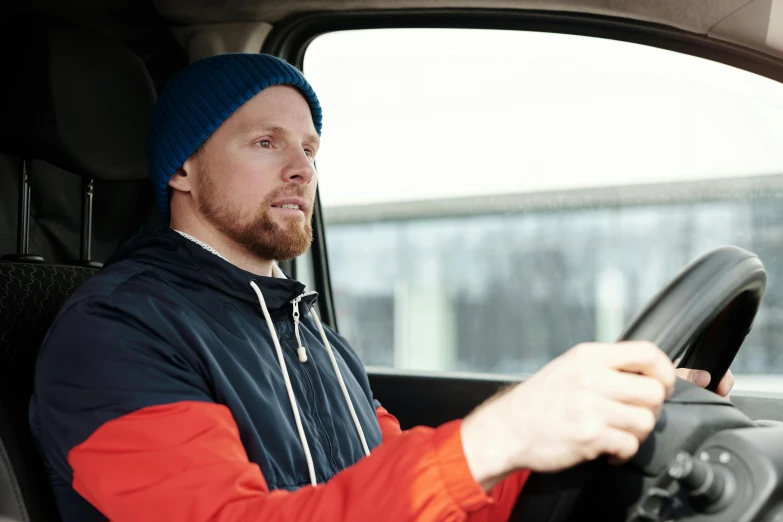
[461,397,517,491]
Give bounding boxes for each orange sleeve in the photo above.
[374,406,529,522]
[376,405,403,442]
[68,401,528,522]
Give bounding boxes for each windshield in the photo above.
[303,28,783,393]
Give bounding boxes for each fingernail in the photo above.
[691,370,711,387]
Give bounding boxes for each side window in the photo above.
[302,28,783,389]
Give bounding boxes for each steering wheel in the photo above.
[509,245,766,522]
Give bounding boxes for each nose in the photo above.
[282,146,316,185]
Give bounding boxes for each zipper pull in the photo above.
[292,299,308,363]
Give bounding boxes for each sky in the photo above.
[302,28,783,208]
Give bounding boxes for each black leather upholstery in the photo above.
[0,263,97,521]
[0,14,160,267]
[0,11,159,521]
[0,15,156,182]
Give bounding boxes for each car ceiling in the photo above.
[150,0,752,30]
[7,0,783,61]
[155,0,783,61]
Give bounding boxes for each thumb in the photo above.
[675,368,711,388]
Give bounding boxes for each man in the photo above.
[30,53,733,522]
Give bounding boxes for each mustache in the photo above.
[264,185,311,201]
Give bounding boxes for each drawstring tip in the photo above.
[297,347,308,363]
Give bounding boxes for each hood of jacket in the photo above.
[105,223,319,316]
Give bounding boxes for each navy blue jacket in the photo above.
[29,225,384,521]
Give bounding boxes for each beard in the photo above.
[196,169,314,263]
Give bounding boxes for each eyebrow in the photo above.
[244,123,320,148]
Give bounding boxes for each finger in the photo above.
[600,397,659,441]
[675,369,735,397]
[676,368,711,388]
[716,370,735,398]
[598,427,641,465]
[590,370,667,409]
[590,342,676,394]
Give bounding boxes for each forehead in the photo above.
[229,85,317,135]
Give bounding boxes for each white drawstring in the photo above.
[249,281,317,487]
[310,308,371,458]
[175,232,368,478]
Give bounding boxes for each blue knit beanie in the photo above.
[147,53,322,217]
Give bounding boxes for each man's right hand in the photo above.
[461,341,676,490]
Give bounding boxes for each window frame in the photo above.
[262,8,783,332]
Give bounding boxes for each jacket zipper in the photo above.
[282,301,341,473]
[291,291,318,363]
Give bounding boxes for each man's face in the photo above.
[186,85,320,262]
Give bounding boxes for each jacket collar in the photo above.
[175,230,316,313]
[111,225,318,315]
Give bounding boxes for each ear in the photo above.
[168,157,196,194]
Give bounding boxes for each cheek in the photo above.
[220,156,278,210]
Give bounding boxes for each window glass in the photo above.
[294,247,318,311]
[303,28,783,392]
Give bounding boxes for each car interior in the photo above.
[1,1,783,521]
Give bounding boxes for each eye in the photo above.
[304,148,314,158]
[257,139,272,148]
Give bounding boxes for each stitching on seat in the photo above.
[0,263,98,522]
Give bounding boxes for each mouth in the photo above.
[270,197,308,216]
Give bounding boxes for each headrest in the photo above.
[0,15,156,181]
